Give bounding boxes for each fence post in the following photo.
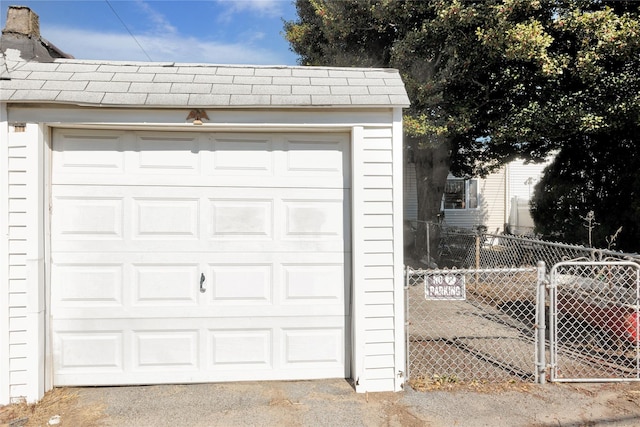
[475,234,480,270]
[405,266,411,384]
[426,223,430,265]
[475,234,481,283]
[536,260,547,384]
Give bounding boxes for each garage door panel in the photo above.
[209,329,272,369]
[133,264,200,305]
[52,253,348,317]
[53,131,126,174]
[284,139,346,176]
[52,186,349,252]
[283,199,344,238]
[55,331,124,372]
[209,136,274,175]
[133,198,200,239]
[208,188,347,242]
[51,129,351,386]
[133,330,199,370]
[53,317,348,385]
[283,328,344,365]
[282,135,350,186]
[134,135,201,174]
[208,264,272,304]
[52,196,124,239]
[207,252,349,313]
[53,131,350,188]
[52,263,123,307]
[210,199,273,238]
[283,263,345,303]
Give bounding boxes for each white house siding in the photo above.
[356,125,402,392]
[2,122,44,403]
[479,169,507,233]
[6,125,29,402]
[508,159,549,202]
[506,158,552,233]
[0,103,9,404]
[6,121,46,403]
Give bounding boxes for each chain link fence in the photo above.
[405,265,545,387]
[467,234,640,269]
[406,220,478,268]
[550,260,640,382]
[405,229,640,386]
[416,226,640,269]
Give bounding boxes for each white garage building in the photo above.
[0,8,409,404]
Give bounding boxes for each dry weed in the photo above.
[0,388,106,427]
[408,375,532,393]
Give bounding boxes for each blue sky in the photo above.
[0,0,300,65]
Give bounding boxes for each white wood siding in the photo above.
[480,169,507,233]
[2,122,47,403]
[359,126,398,392]
[391,109,405,392]
[508,159,549,201]
[506,158,552,233]
[5,125,29,401]
[0,103,9,404]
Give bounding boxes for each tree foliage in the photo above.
[285,0,640,254]
[531,129,640,252]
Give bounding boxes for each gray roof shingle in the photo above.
[0,57,410,108]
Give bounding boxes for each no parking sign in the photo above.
[424,273,466,300]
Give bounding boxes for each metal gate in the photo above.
[405,264,547,386]
[549,261,640,382]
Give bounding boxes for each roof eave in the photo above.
[2,99,410,109]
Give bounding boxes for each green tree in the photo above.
[531,131,640,252]
[285,0,640,257]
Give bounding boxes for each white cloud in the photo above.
[214,0,286,21]
[43,25,291,65]
[216,0,290,22]
[134,0,178,35]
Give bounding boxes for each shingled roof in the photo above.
[0,55,410,109]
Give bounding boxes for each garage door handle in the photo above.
[200,273,206,293]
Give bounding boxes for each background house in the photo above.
[0,6,409,404]
[404,157,553,234]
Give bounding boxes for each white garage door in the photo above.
[50,129,351,386]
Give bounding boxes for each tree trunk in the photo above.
[411,136,452,262]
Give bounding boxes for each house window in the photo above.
[443,178,478,210]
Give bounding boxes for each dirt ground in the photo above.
[2,379,640,427]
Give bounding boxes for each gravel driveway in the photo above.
[71,379,640,426]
